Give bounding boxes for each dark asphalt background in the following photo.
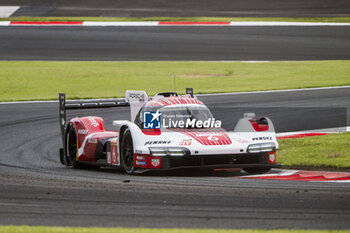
[2,0,350,17]
[0,88,349,229]
[1,26,350,61]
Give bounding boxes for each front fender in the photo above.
[113,120,146,152]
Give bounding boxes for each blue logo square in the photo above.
[143,111,161,129]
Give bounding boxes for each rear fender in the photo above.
[69,116,106,149]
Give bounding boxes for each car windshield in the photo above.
[141,105,214,129]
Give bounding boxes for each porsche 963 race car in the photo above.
[59,88,281,174]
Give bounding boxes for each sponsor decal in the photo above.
[144,141,171,145]
[136,160,147,166]
[88,117,100,127]
[178,128,232,146]
[110,139,119,165]
[252,136,272,141]
[78,129,88,135]
[128,92,146,102]
[268,152,276,164]
[88,138,97,144]
[179,139,192,146]
[112,146,117,163]
[136,155,145,160]
[235,138,250,143]
[207,135,220,141]
[107,152,111,164]
[194,133,226,143]
[151,159,160,167]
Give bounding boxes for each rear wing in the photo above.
[58,93,129,146]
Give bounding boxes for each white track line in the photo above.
[1,21,350,27]
[319,180,350,183]
[196,85,350,97]
[1,85,350,105]
[276,126,350,135]
[0,99,124,105]
[241,169,299,178]
[0,98,125,105]
[229,21,350,26]
[82,21,159,26]
[0,6,19,17]
[0,21,10,26]
[240,169,350,182]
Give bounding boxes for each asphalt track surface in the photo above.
[0,88,350,229]
[1,26,350,61]
[3,0,350,17]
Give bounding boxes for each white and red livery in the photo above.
[59,89,281,174]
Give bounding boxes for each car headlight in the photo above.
[248,142,276,153]
[149,147,189,156]
[148,148,168,156]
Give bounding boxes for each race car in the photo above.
[59,88,281,174]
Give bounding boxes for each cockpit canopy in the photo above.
[134,98,214,129]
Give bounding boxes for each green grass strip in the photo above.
[1,61,350,101]
[278,133,350,168]
[1,16,350,23]
[0,226,349,233]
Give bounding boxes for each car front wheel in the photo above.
[121,128,135,174]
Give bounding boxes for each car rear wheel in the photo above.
[66,125,81,169]
[243,167,271,174]
[121,128,135,174]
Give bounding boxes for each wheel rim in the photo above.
[123,133,134,170]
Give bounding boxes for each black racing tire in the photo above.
[243,167,271,174]
[120,128,135,174]
[66,124,81,169]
